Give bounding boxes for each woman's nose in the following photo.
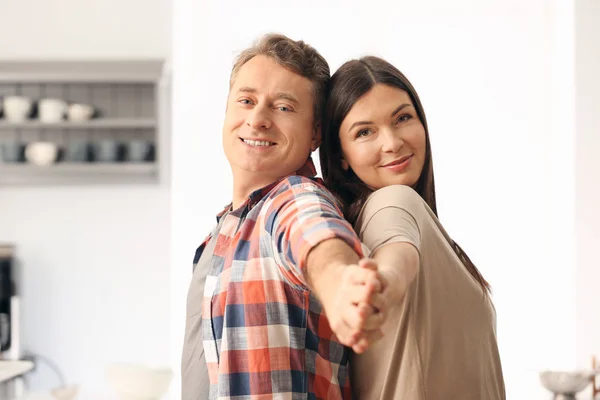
[381,129,403,153]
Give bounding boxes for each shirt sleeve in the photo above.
[357,185,423,254]
[264,178,364,288]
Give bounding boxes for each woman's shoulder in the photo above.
[363,185,425,214]
[353,185,428,230]
[370,184,422,200]
[354,185,432,246]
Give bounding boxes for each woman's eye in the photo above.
[396,114,411,124]
[356,129,372,138]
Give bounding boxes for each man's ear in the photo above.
[225,91,231,112]
[311,123,322,152]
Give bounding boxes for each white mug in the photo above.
[67,103,95,122]
[3,96,32,122]
[39,98,67,123]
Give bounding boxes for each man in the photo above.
[182,33,387,399]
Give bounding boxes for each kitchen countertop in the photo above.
[22,393,52,400]
[23,391,176,400]
[22,392,595,400]
[23,391,120,400]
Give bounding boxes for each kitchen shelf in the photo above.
[0,59,169,185]
[0,163,158,185]
[0,60,164,83]
[0,119,157,130]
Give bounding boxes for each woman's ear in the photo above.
[341,158,349,171]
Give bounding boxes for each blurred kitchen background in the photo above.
[0,0,599,399]
[0,0,171,399]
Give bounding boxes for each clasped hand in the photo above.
[324,258,388,354]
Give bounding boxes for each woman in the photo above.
[320,56,506,400]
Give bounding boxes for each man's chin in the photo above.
[237,165,298,180]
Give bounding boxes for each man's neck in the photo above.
[232,174,277,210]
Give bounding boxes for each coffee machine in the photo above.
[0,244,28,399]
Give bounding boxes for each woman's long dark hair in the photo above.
[320,56,491,294]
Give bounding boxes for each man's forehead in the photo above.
[232,56,312,98]
[236,86,299,104]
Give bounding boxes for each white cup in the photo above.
[25,141,58,166]
[67,103,95,122]
[3,96,32,122]
[39,98,67,123]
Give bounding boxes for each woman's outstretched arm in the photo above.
[371,241,419,306]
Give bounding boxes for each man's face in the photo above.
[223,55,321,184]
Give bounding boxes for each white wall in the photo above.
[171,0,578,398]
[0,0,172,398]
[0,0,171,59]
[575,0,600,369]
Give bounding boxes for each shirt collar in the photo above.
[216,157,318,222]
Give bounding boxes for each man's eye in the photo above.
[277,106,291,112]
[239,99,253,105]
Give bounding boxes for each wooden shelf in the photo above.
[0,119,156,130]
[0,163,158,185]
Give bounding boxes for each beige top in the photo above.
[352,185,505,400]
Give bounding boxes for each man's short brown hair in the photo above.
[230,33,330,126]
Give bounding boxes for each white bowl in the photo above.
[539,370,595,395]
[25,142,58,166]
[51,385,79,400]
[106,363,173,400]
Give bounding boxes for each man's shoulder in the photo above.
[268,174,334,201]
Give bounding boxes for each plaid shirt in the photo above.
[194,158,364,399]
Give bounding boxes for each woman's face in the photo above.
[339,84,427,190]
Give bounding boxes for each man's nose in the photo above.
[246,105,272,130]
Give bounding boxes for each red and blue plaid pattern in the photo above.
[194,158,363,399]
